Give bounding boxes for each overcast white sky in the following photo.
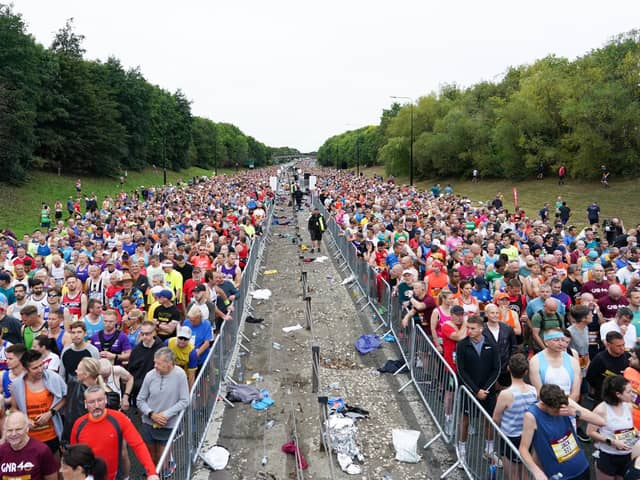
[12,1,639,152]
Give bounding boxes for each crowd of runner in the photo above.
[311,168,640,480]
[0,169,275,480]
[2,162,640,480]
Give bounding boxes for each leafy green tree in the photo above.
[0,4,42,183]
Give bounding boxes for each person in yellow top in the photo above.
[162,261,183,305]
[499,236,519,262]
[166,326,197,390]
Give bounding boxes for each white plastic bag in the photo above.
[392,429,421,463]
[200,445,230,470]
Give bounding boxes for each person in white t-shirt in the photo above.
[32,335,61,373]
[6,284,35,318]
[600,306,636,350]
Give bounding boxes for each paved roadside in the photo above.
[195,195,460,480]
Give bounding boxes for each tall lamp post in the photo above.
[390,96,414,186]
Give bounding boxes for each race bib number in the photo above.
[550,432,579,463]
[614,428,638,447]
[588,331,600,346]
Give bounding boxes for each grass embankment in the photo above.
[360,166,640,230]
[0,166,229,236]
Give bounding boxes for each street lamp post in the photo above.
[390,96,414,186]
[356,136,360,177]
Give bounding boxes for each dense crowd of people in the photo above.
[0,169,275,479]
[313,169,640,480]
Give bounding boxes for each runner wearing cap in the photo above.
[165,326,197,389]
[151,290,180,342]
[110,273,145,315]
[162,261,183,305]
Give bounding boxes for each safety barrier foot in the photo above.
[423,431,442,450]
[440,461,461,479]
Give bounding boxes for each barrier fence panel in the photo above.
[190,336,224,458]
[442,386,534,480]
[378,276,392,326]
[315,195,536,480]
[388,296,412,370]
[411,326,459,447]
[156,409,190,479]
[154,197,274,479]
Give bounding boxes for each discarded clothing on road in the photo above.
[227,384,262,403]
[328,397,345,412]
[354,334,381,354]
[281,441,308,469]
[251,389,275,410]
[377,359,409,374]
[343,404,370,420]
[326,414,364,475]
[250,289,272,300]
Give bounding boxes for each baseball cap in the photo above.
[161,260,174,268]
[432,239,441,248]
[105,259,115,265]
[193,284,207,293]
[121,273,133,282]
[588,250,599,259]
[494,292,510,301]
[450,305,465,315]
[431,260,443,268]
[402,268,418,277]
[150,285,164,296]
[157,289,173,300]
[176,326,192,340]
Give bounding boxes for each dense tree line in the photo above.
[318,31,640,180]
[0,6,290,184]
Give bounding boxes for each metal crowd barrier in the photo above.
[388,295,412,376]
[315,196,533,479]
[411,326,459,446]
[155,199,274,479]
[443,386,532,480]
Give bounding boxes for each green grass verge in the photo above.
[359,166,640,230]
[0,166,233,237]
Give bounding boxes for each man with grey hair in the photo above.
[136,347,189,467]
[0,411,59,480]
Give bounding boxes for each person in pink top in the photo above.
[430,290,455,354]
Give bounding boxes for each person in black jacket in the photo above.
[307,208,326,253]
[127,320,163,408]
[456,315,501,464]
[484,304,518,388]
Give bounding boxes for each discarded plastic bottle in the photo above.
[261,455,268,466]
[272,342,282,350]
[549,474,563,480]
[265,420,276,430]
